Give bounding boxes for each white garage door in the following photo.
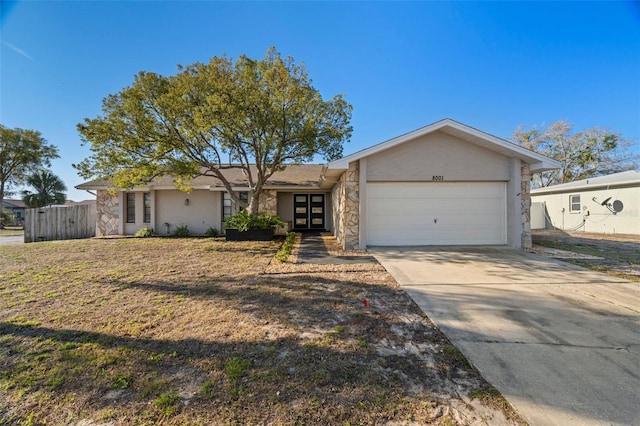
[367,182,506,245]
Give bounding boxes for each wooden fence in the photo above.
[24,204,96,243]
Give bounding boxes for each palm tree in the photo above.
[21,169,67,208]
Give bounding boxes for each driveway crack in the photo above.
[461,340,632,352]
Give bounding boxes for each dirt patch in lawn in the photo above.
[532,230,640,281]
[0,237,524,425]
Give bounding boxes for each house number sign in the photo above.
[432,175,444,181]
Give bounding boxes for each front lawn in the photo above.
[0,237,523,425]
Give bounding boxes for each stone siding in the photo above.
[331,161,361,250]
[331,178,344,245]
[96,190,119,236]
[343,161,360,250]
[258,189,278,216]
[521,163,532,249]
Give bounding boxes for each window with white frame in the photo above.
[143,193,151,223]
[222,192,248,222]
[569,195,581,213]
[126,193,136,223]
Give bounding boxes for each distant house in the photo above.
[530,170,640,235]
[2,199,26,225]
[76,118,560,249]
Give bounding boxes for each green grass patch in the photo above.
[274,231,296,262]
[469,385,513,412]
[442,344,471,368]
[154,390,181,416]
[201,380,216,398]
[111,372,132,389]
[225,357,250,381]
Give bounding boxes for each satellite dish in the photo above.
[600,197,612,206]
[612,200,623,213]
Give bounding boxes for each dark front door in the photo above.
[293,194,325,230]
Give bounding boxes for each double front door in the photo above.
[293,194,325,230]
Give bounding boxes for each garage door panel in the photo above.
[473,197,502,209]
[367,182,506,246]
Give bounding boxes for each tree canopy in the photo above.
[76,47,353,214]
[512,120,638,187]
[21,169,67,208]
[0,125,59,203]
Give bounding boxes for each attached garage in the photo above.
[328,119,562,250]
[367,182,506,245]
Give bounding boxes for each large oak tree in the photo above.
[76,48,353,215]
[512,120,638,187]
[0,125,59,204]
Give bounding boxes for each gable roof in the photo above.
[531,170,640,195]
[76,164,337,191]
[2,199,26,209]
[328,118,562,172]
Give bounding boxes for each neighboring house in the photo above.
[530,170,640,235]
[76,118,561,249]
[2,199,26,225]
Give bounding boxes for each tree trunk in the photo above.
[247,188,261,216]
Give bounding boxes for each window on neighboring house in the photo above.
[143,193,151,223]
[222,192,248,222]
[126,193,136,223]
[569,195,581,213]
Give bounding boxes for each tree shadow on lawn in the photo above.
[0,272,507,425]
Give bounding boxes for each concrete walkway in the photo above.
[371,246,640,426]
[296,233,378,265]
[0,235,24,245]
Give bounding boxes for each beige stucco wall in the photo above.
[532,186,640,235]
[366,130,511,181]
[155,190,221,235]
[277,193,293,224]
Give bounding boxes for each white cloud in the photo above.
[1,40,34,61]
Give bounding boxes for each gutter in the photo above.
[532,179,640,195]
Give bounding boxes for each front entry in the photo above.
[293,194,325,230]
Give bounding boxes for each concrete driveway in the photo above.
[0,235,24,245]
[371,246,640,426]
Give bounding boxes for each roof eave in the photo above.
[328,118,561,171]
[529,159,563,172]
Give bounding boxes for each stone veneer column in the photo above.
[331,177,344,244]
[258,189,278,216]
[343,161,360,250]
[521,163,532,249]
[96,190,120,236]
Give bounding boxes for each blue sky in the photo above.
[1,1,639,201]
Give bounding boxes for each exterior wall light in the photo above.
[184,199,190,206]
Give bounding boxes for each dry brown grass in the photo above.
[0,237,524,425]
